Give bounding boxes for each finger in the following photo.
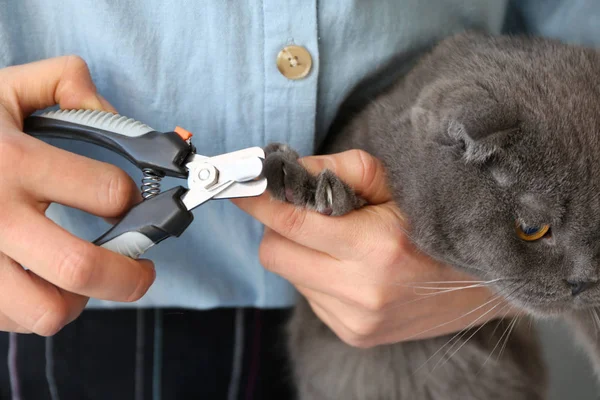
[259,227,412,303]
[25,269,90,326]
[0,252,87,336]
[298,287,388,348]
[302,296,377,348]
[0,55,110,126]
[232,149,401,258]
[259,227,341,290]
[3,128,141,217]
[298,284,510,346]
[0,208,155,302]
[260,226,504,326]
[299,150,392,205]
[0,312,32,334]
[234,192,403,260]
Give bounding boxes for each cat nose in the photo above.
[565,280,597,296]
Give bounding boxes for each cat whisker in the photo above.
[410,281,505,295]
[594,310,600,337]
[334,262,523,311]
[340,265,517,291]
[415,294,503,374]
[403,291,509,342]
[479,304,521,372]
[407,278,506,290]
[386,291,458,309]
[418,281,523,374]
[586,310,595,336]
[438,283,526,371]
[487,304,515,345]
[405,279,506,285]
[431,297,507,373]
[437,301,509,371]
[497,314,522,361]
[386,286,494,310]
[414,283,520,374]
[407,278,522,295]
[591,309,600,338]
[386,279,508,290]
[382,278,521,311]
[488,309,525,366]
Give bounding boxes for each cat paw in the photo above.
[263,143,365,216]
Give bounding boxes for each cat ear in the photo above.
[411,84,518,162]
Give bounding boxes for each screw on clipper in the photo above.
[197,164,219,188]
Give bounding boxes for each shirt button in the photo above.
[276,45,312,80]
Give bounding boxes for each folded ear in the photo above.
[411,82,518,162]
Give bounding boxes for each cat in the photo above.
[262,31,600,399]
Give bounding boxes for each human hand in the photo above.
[233,149,516,348]
[0,56,155,335]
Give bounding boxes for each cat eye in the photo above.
[515,222,550,241]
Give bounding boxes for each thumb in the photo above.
[299,149,392,205]
[1,55,116,128]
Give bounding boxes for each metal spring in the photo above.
[141,168,162,199]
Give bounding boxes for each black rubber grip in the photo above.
[94,187,194,247]
[23,116,193,178]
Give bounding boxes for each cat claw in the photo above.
[262,143,365,216]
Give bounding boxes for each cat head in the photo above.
[403,36,600,317]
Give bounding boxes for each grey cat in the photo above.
[262,31,600,399]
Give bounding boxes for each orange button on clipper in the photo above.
[174,126,193,141]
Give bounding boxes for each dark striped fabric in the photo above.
[0,308,295,400]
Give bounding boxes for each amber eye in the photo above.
[515,222,550,241]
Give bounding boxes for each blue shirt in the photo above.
[0,0,509,309]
